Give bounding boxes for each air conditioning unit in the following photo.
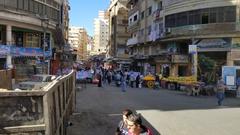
[164,28,171,33]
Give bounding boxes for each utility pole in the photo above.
[191,25,198,81]
[40,16,49,74]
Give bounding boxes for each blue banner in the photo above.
[0,45,51,57]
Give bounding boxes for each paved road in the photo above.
[68,84,240,135]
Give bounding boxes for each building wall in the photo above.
[0,71,76,135]
[108,0,129,58]
[164,0,236,15]
[69,27,88,61]
[93,11,109,54]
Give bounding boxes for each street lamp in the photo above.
[40,15,49,74]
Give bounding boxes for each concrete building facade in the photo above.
[68,27,88,61]
[127,0,240,79]
[0,0,68,80]
[127,0,163,75]
[107,0,131,70]
[93,11,109,55]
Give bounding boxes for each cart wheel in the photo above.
[147,81,154,88]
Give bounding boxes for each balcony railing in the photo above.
[128,20,140,32]
[127,37,138,46]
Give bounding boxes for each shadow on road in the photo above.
[68,84,240,135]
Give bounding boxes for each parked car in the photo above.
[18,74,56,90]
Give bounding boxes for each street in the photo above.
[68,84,240,135]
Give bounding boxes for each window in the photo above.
[201,12,209,24]
[148,6,152,16]
[148,25,151,35]
[224,6,236,22]
[158,1,163,10]
[189,10,201,25]
[134,15,138,21]
[217,7,224,22]
[18,0,24,10]
[23,0,29,11]
[29,0,34,12]
[209,8,217,23]
[141,11,145,20]
[0,31,2,41]
[165,14,175,27]
[176,12,188,26]
[139,29,144,36]
[5,0,17,8]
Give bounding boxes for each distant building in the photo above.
[93,11,109,55]
[68,27,88,61]
[107,0,131,70]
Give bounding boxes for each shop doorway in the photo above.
[178,65,188,76]
[162,65,170,77]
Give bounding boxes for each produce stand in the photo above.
[143,75,155,88]
[161,76,202,95]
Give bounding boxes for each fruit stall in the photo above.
[143,75,155,88]
[161,76,202,95]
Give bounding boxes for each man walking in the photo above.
[216,77,227,106]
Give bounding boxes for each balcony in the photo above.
[127,37,138,46]
[128,21,140,32]
[165,23,239,39]
[153,9,164,21]
[128,2,140,17]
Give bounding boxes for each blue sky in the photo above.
[69,0,110,36]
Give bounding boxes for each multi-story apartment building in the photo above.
[69,26,88,61]
[127,0,163,75]
[69,26,80,49]
[107,0,131,70]
[162,0,240,78]
[93,11,109,55]
[128,0,240,78]
[0,0,67,79]
[79,28,88,60]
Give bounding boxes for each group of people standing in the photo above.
[116,109,153,135]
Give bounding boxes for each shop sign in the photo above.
[0,45,10,55]
[0,45,51,57]
[172,55,189,63]
[155,56,171,63]
[196,38,230,49]
[189,45,197,54]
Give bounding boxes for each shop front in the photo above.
[0,45,51,82]
[171,54,190,76]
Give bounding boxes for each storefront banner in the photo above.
[196,38,230,49]
[0,45,51,57]
[172,55,189,63]
[0,45,11,55]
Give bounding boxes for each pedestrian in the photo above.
[115,109,133,135]
[216,77,227,106]
[121,70,127,92]
[98,72,102,87]
[136,73,140,88]
[126,113,153,135]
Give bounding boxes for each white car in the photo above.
[18,74,56,90]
